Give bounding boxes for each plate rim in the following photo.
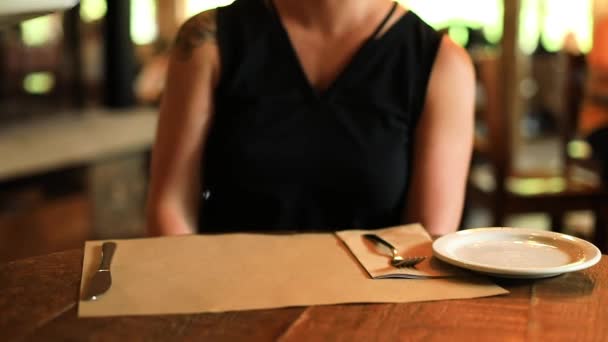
[432,227,602,276]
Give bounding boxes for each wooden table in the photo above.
[2,250,607,341]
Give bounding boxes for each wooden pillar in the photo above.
[0,31,6,113]
[104,0,136,108]
[157,0,180,44]
[62,4,85,108]
[500,0,523,173]
[595,0,608,17]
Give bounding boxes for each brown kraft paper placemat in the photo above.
[79,232,508,317]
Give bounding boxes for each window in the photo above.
[185,0,235,18]
[21,15,61,47]
[131,0,158,45]
[401,0,503,46]
[23,72,55,95]
[80,0,107,23]
[403,0,593,53]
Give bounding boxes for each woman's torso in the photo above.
[199,0,442,232]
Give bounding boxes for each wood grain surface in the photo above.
[1,250,606,341]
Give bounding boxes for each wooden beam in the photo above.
[157,0,180,44]
[500,0,522,173]
[104,0,136,107]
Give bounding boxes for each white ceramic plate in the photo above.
[432,228,602,278]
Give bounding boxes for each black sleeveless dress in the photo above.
[200,0,442,232]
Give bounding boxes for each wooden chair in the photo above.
[466,52,608,252]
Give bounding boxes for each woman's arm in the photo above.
[146,10,220,236]
[405,37,475,236]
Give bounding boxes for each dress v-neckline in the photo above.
[268,1,409,100]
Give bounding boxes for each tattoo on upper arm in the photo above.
[175,10,217,61]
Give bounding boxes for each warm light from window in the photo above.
[518,0,541,54]
[568,139,592,159]
[541,0,593,53]
[23,72,55,94]
[518,0,593,54]
[186,0,235,18]
[131,0,158,45]
[400,0,504,44]
[401,0,593,53]
[21,16,57,47]
[507,177,566,195]
[448,26,469,47]
[80,0,107,23]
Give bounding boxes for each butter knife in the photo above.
[83,242,116,301]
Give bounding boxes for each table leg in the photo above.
[87,153,148,239]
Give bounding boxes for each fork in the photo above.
[362,234,426,268]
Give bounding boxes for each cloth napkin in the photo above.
[336,224,467,279]
[79,232,507,317]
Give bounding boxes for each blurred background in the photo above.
[1,0,607,261]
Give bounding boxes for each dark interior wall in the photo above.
[104,0,136,108]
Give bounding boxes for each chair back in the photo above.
[473,52,512,188]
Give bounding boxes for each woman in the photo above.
[146,0,475,236]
